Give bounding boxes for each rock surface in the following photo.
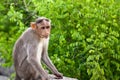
[0,66,14,77]
[49,75,78,80]
[0,75,78,80]
[0,75,9,80]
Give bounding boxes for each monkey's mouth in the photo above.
[44,35,49,38]
[40,35,49,38]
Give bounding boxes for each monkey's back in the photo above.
[13,28,39,76]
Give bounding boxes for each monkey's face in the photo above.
[36,20,51,38]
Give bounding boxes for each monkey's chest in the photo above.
[36,43,43,62]
[36,39,48,62]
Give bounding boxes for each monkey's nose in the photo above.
[45,35,49,38]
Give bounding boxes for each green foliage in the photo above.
[0,0,120,80]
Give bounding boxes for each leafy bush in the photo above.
[0,0,120,80]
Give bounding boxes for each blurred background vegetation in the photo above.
[0,0,120,80]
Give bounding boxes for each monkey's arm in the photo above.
[42,52,63,79]
[29,58,47,74]
[42,52,59,74]
[28,47,48,78]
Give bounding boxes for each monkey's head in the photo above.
[31,17,51,38]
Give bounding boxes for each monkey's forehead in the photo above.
[36,17,50,23]
[37,21,51,26]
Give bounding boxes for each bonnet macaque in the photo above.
[13,17,63,80]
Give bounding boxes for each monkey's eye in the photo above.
[41,27,45,29]
[46,26,50,29]
[40,26,50,29]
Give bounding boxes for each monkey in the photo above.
[13,17,63,80]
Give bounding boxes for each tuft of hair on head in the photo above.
[35,17,51,24]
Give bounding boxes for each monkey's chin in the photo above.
[40,35,49,39]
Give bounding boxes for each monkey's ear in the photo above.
[30,22,36,30]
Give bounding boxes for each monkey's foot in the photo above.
[49,74,78,80]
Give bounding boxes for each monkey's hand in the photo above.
[41,72,49,80]
[41,75,49,80]
[54,72,63,79]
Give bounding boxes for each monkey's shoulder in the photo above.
[21,28,36,38]
[20,28,39,40]
[14,28,36,45]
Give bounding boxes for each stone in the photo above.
[0,75,8,80]
[49,74,78,80]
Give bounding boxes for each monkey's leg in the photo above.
[15,74,21,80]
[32,75,42,80]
